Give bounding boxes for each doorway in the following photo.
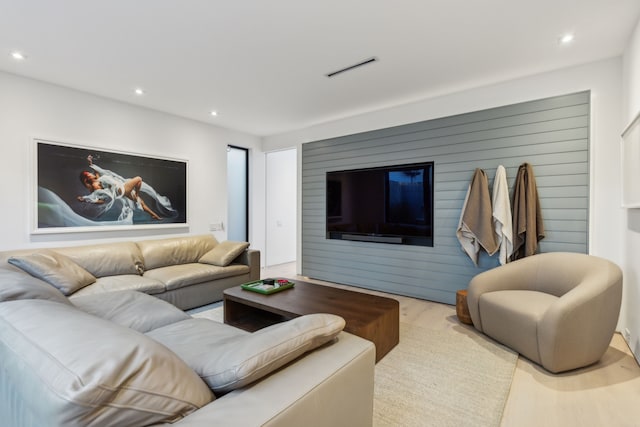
[227,145,248,242]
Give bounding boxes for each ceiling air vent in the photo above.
[326,57,378,78]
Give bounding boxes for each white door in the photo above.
[265,148,296,266]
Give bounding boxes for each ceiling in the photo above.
[2,1,640,137]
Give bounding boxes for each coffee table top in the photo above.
[223,279,399,330]
[224,278,400,362]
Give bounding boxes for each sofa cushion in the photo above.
[146,317,249,347]
[199,241,250,267]
[144,263,250,291]
[0,299,213,426]
[72,290,190,333]
[0,268,71,305]
[56,242,145,277]
[8,249,96,295]
[147,314,346,393]
[137,235,218,270]
[70,274,166,298]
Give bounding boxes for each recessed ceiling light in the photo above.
[10,51,26,60]
[134,88,145,96]
[210,111,218,117]
[560,33,574,44]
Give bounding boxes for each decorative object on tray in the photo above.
[241,278,294,294]
[241,278,295,295]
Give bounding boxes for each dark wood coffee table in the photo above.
[223,279,399,362]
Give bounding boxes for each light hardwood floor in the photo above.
[262,262,640,427]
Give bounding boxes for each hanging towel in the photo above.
[456,168,498,266]
[511,162,545,260]
[492,165,513,265]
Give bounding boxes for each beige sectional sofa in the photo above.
[0,235,376,426]
[0,234,260,309]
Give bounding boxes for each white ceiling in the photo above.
[2,1,640,137]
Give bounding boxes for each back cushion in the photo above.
[57,242,145,277]
[533,252,590,296]
[0,300,213,426]
[137,235,218,270]
[0,268,71,305]
[148,314,346,393]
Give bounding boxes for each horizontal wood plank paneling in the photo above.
[301,92,590,304]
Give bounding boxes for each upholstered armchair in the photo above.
[467,252,622,373]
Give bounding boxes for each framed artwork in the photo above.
[33,138,188,233]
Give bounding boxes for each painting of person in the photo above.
[76,155,176,221]
[35,141,186,230]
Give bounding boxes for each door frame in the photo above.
[227,145,249,241]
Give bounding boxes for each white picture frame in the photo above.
[621,110,640,208]
[33,138,188,234]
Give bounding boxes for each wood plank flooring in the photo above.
[262,262,640,427]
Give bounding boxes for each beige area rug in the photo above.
[189,307,517,427]
[374,323,517,427]
[189,303,224,322]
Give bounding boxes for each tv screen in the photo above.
[326,162,434,247]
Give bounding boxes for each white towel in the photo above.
[492,165,513,265]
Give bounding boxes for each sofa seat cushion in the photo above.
[70,274,166,297]
[147,314,346,393]
[0,268,71,305]
[72,290,190,333]
[144,263,250,291]
[479,290,558,363]
[8,250,96,295]
[0,299,213,427]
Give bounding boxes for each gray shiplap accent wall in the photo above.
[301,91,590,304]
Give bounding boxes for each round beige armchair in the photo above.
[467,252,623,373]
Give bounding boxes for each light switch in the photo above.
[209,222,224,231]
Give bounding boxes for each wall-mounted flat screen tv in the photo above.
[326,162,434,247]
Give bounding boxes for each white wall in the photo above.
[621,16,640,360]
[264,57,625,313]
[0,71,265,255]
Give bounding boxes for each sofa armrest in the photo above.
[538,263,622,373]
[232,249,260,281]
[157,332,375,427]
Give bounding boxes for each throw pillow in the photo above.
[198,241,249,267]
[147,313,345,393]
[8,250,96,295]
